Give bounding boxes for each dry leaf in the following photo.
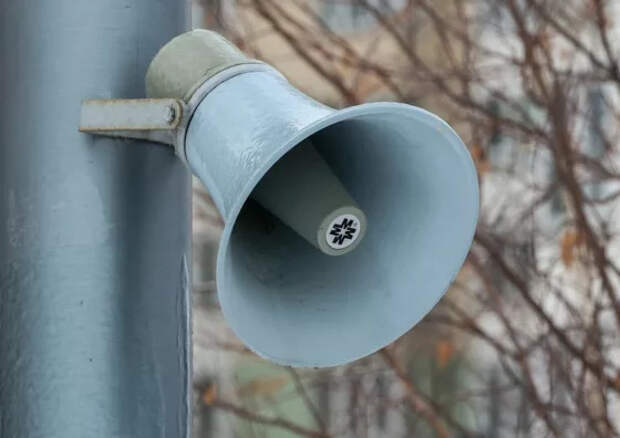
[561,229,584,267]
[435,340,454,368]
[470,145,490,175]
[237,375,288,397]
[202,383,218,406]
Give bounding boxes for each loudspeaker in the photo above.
[148,31,479,367]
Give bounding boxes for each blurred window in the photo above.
[320,0,407,34]
[586,88,606,200]
[486,97,541,175]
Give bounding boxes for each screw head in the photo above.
[165,105,177,124]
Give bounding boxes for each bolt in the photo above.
[166,105,177,124]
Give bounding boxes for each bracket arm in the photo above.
[79,98,186,146]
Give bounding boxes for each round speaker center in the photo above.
[326,214,362,250]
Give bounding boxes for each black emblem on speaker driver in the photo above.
[329,218,358,246]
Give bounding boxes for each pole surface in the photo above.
[0,1,192,437]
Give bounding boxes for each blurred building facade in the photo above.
[188,1,534,437]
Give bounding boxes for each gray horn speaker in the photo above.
[145,30,479,367]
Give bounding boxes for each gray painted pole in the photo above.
[0,2,192,437]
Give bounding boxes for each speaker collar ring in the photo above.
[176,63,286,165]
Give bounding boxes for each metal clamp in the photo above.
[79,63,284,162]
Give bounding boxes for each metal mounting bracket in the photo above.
[79,98,187,146]
[79,63,283,164]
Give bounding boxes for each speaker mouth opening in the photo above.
[248,139,369,257]
[217,103,479,367]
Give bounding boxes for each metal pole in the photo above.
[0,1,192,437]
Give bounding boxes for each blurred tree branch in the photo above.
[194,0,620,436]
